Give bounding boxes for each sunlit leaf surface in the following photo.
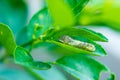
[0,23,16,55]
[14,46,51,70]
[56,54,109,80]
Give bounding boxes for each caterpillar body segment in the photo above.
[59,35,96,52]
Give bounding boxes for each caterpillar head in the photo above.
[59,35,73,44]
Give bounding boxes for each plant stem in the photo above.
[20,39,35,47]
[20,37,42,47]
[24,67,44,80]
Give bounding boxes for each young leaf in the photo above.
[79,0,120,31]
[14,46,51,70]
[46,39,106,56]
[0,0,28,34]
[103,0,120,31]
[65,0,89,16]
[0,23,16,55]
[56,54,109,80]
[14,46,33,62]
[46,0,75,27]
[47,27,108,42]
[27,8,53,40]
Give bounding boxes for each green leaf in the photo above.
[16,27,29,45]
[29,66,67,80]
[0,0,28,34]
[107,73,116,80]
[79,0,120,31]
[65,0,89,16]
[27,8,53,40]
[46,0,75,27]
[46,39,106,56]
[14,46,51,70]
[14,46,33,62]
[47,27,108,42]
[56,54,109,80]
[103,0,120,31]
[40,27,107,56]
[0,23,16,55]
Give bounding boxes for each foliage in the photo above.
[79,0,120,31]
[0,23,16,55]
[0,0,117,80]
[0,0,28,35]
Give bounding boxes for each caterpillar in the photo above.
[59,35,96,52]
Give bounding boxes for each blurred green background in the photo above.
[0,0,120,80]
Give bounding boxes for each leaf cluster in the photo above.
[0,0,116,80]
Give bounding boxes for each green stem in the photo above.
[24,67,44,80]
[20,39,36,47]
[20,37,42,47]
